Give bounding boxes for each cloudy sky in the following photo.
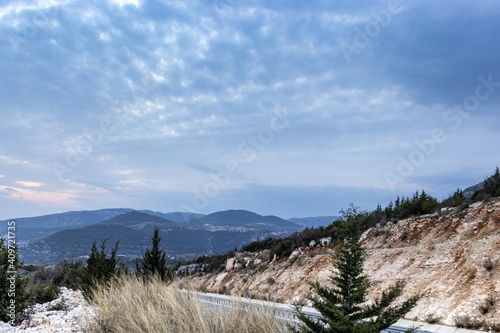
[1,0,499,220]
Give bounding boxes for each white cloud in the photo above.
[0,185,81,208]
[16,181,43,187]
[0,0,66,20]
[108,0,141,7]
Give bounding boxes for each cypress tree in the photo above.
[138,226,173,282]
[293,204,420,333]
[82,239,120,298]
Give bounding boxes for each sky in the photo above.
[0,0,499,220]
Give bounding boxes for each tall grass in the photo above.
[83,275,287,333]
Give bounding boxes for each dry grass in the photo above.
[83,275,287,333]
[453,314,484,330]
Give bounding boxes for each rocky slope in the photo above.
[0,288,89,332]
[177,198,500,328]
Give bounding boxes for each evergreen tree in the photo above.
[137,226,174,283]
[0,238,29,324]
[483,166,500,197]
[375,203,383,223]
[82,239,120,297]
[385,201,394,221]
[293,204,420,333]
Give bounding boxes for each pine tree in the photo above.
[137,226,174,282]
[293,204,420,333]
[82,239,120,298]
[375,203,383,223]
[483,167,500,197]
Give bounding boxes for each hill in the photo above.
[18,210,302,265]
[184,210,302,232]
[138,210,205,223]
[176,198,500,328]
[0,208,134,228]
[0,208,133,244]
[99,211,178,229]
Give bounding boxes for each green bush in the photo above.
[29,283,60,304]
[28,261,86,291]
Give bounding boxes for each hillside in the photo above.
[99,211,178,229]
[18,210,302,265]
[0,208,133,244]
[138,210,205,223]
[183,210,302,232]
[19,212,253,264]
[177,198,500,327]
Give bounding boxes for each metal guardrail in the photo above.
[191,291,432,332]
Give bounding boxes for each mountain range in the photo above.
[0,209,333,265]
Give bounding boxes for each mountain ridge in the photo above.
[18,210,304,265]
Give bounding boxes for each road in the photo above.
[192,291,485,333]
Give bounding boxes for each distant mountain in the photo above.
[0,208,134,244]
[139,210,205,223]
[19,210,300,265]
[100,211,178,229]
[183,210,303,232]
[463,181,485,198]
[1,208,134,228]
[288,216,340,228]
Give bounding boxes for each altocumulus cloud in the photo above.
[0,0,499,219]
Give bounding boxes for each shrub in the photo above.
[479,296,496,314]
[454,314,484,329]
[28,261,85,290]
[425,313,440,324]
[483,258,498,271]
[47,297,68,312]
[488,322,500,332]
[29,283,60,304]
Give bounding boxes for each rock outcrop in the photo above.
[177,198,500,327]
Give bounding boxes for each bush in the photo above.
[28,261,85,290]
[483,258,498,271]
[454,314,484,329]
[29,283,60,304]
[479,296,496,314]
[488,322,500,332]
[424,313,440,324]
[47,298,68,312]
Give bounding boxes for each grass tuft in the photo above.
[83,274,286,333]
